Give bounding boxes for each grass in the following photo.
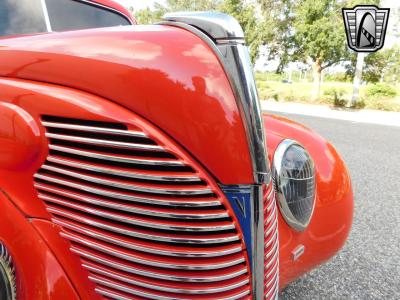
[255,73,400,112]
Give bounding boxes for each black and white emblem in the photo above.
[342,5,390,52]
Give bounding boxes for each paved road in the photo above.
[270,113,400,300]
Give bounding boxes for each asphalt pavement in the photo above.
[270,112,400,300]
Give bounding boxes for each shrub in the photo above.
[350,99,366,109]
[323,87,347,107]
[366,83,397,97]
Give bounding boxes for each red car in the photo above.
[0,1,353,299]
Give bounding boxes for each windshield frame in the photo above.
[1,0,133,38]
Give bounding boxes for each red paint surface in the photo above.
[0,22,353,296]
[0,25,253,184]
[0,77,251,298]
[0,191,79,299]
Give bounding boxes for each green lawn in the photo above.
[255,73,400,112]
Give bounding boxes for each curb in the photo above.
[261,100,400,127]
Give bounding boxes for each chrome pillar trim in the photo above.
[40,0,52,32]
[161,12,271,185]
[0,243,17,300]
[162,12,274,300]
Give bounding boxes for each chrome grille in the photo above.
[34,116,251,300]
[264,183,279,299]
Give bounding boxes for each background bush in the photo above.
[366,83,397,97]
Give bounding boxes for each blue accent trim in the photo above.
[220,185,253,267]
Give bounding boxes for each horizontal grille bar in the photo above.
[47,156,200,182]
[34,178,221,207]
[42,121,148,138]
[93,279,250,300]
[42,194,234,232]
[86,264,249,294]
[51,210,239,245]
[54,219,242,258]
[39,164,212,195]
[37,186,227,220]
[70,241,245,270]
[77,250,248,283]
[49,145,184,166]
[46,133,164,151]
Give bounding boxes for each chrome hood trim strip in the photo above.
[161,12,277,300]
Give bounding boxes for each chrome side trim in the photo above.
[39,165,212,195]
[42,122,147,137]
[47,156,200,182]
[34,180,221,207]
[45,133,164,151]
[49,145,184,166]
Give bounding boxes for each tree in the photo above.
[346,46,400,84]
[135,0,262,63]
[218,0,261,62]
[135,0,221,24]
[258,0,296,73]
[292,0,350,100]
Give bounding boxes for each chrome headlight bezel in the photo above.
[273,139,316,231]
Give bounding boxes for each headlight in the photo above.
[273,139,316,231]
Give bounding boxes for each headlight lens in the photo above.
[273,139,316,231]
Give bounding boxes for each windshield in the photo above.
[0,0,131,37]
[0,0,47,36]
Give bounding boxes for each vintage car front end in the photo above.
[0,5,353,300]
